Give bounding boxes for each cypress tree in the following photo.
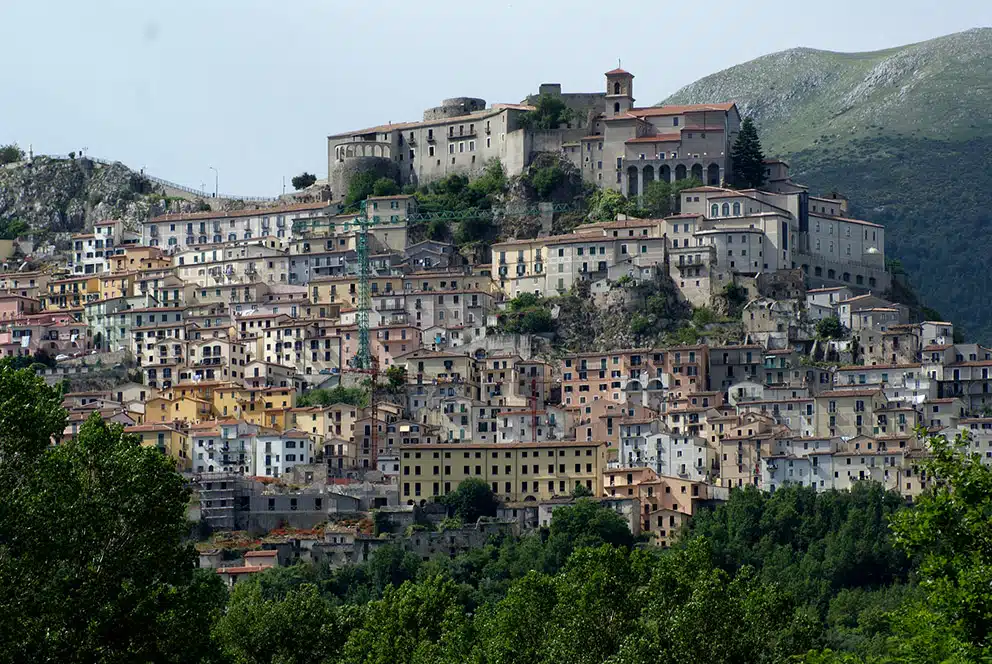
[730,117,767,189]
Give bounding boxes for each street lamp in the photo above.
[209,166,218,198]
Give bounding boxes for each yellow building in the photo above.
[398,440,608,504]
[310,275,403,308]
[814,388,888,438]
[110,246,171,274]
[291,403,361,445]
[489,237,548,297]
[213,385,252,419]
[213,385,294,423]
[401,270,498,295]
[42,275,101,310]
[125,423,191,471]
[99,272,137,300]
[172,396,215,423]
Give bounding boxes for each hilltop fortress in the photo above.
[328,68,742,199]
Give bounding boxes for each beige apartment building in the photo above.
[398,440,608,504]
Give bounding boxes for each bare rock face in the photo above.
[0,156,204,237]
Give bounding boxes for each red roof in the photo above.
[605,67,632,76]
[628,102,736,117]
[625,134,682,144]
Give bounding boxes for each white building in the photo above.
[191,420,259,475]
[255,429,313,478]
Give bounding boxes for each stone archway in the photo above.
[659,164,671,183]
[691,163,704,182]
[707,163,720,186]
[642,165,655,186]
[675,164,687,181]
[627,166,639,197]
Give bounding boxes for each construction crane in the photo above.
[294,200,571,370]
[342,357,380,469]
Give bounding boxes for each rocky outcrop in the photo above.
[0,157,206,238]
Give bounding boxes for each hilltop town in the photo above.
[1,64,988,580]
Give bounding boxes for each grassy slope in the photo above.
[661,28,992,340]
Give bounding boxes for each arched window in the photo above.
[613,82,621,95]
[228,233,236,242]
[711,204,719,217]
[732,201,741,216]
[168,237,177,246]
[722,203,730,217]
[613,102,620,114]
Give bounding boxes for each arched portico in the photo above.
[707,163,721,186]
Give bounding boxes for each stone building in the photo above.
[327,67,741,196]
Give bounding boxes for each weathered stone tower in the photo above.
[605,68,634,117]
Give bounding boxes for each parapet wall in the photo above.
[423,97,487,121]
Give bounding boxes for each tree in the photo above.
[214,582,357,664]
[571,483,594,498]
[474,571,558,663]
[641,179,673,217]
[528,164,565,200]
[588,188,634,221]
[0,219,28,240]
[291,172,317,190]
[0,144,24,165]
[372,177,400,197]
[519,94,576,131]
[498,294,554,335]
[344,171,379,211]
[340,576,472,664]
[545,499,634,571]
[730,117,766,189]
[687,484,912,612]
[889,431,992,651]
[365,544,423,595]
[722,282,749,317]
[0,363,213,663]
[467,158,508,200]
[297,385,368,408]
[816,316,846,340]
[385,365,408,390]
[439,478,499,524]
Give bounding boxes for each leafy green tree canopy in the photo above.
[372,177,400,197]
[890,431,992,650]
[520,94,576,131]
[291,172,317,190]
[0,143,24,165]
[816,315,846,340]
[0,363,218,663]
[439,477,499,524]
[297,385,368,408]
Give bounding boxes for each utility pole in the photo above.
[209,166,218,198]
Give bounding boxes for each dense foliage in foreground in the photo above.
[1,361,990,663]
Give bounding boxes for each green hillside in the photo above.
[661,27,992,340]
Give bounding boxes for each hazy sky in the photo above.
[2,1,989,195]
